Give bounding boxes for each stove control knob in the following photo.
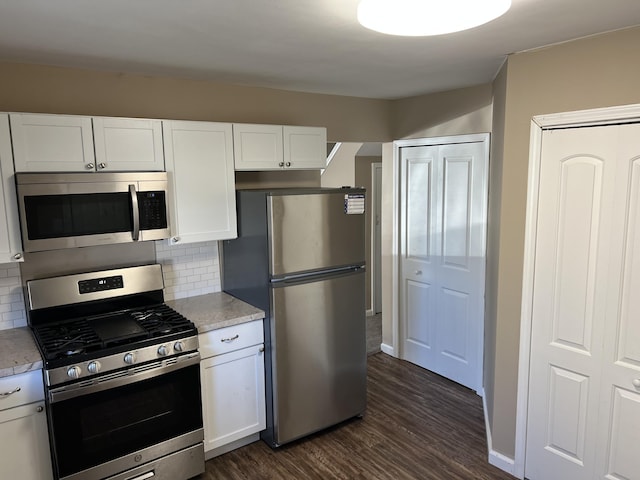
[124,352,136,365]
[67,366,81,380]
[157,345,169,357]
[87,361,101,374]
[173,341,184,352]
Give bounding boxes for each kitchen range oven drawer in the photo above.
[199,320,264,358]
[0,370,44,412]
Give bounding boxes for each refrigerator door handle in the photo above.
[271,265,365,285]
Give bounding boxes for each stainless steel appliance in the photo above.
[26,264,204,480]
[15,172,171,252]
[222,188,367,447]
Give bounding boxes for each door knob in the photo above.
[633,379,640,388]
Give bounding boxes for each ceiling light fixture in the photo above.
[357,0,511,36]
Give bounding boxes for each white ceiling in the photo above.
[1,0,639,99]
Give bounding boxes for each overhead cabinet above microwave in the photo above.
[233,124,327,170]
[9,113,165,173]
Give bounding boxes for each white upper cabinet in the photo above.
[93,117,164,171]
[10,113,164,172]
[233,124,327,170]
[0,114,24,262]
[10,113,94,172]
[163,120,237,244]
[283,126,327,169]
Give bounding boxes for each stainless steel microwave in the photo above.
[15,172,171,252]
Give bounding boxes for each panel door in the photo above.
[200,344,266,453]
[93,117,164,171]
[593,124,640,480]
[233,124,284,170]
[163,120,237,243]
[0,402,53,480]
[10,113,94,172]
[400,141,487,393]
[525,124,640,480]
[283,126,327,169]
[0,114,23,262]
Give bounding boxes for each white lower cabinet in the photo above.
[0,371,53,480]
[199,320,266,458]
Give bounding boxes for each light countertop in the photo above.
[0,327,43,378]
[167,292,265,334]
[0,292,264,379]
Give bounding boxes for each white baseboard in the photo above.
[482,389,518,478]
[380,343,396,357]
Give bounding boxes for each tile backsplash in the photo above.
[0,264,26,330]
[0,240,222,331]
[155,240,222,301]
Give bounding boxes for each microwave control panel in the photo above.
[138,191,168,230]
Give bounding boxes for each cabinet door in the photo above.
[0,401,53,480]
[233,124,284,170]
[283,126,327,169]
[163,120,237,243]
[10,113,94,172]
[0,114,23,262]
[200,344,266,452]
[93,117,164,171]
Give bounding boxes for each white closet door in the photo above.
[525,124,640,480]
[400,140,487,392]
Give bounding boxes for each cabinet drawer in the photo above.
[199,320,264,358]
[0,370,44,412]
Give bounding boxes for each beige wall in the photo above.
[490,26,640,458]
[390,83,493,139]
[0,62,392,143]
[321,143,362,188]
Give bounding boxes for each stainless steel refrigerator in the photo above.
[221,188,367,447]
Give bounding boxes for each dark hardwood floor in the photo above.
[201,353,514,479]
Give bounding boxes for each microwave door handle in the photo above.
[129,184,140,241]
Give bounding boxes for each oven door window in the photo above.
[49,364,202,478]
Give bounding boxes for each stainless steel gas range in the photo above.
[26,264,204,480]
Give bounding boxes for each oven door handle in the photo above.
[129,183,140,241]
[49,352,200,403]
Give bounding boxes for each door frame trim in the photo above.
[371,162,383,315]
[390,133,489,390]
[515,102,640,479]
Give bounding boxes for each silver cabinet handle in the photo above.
[259,346,265,353]
[0,386,21,397]
[36,405,44,413]
[633,379,640,388]
[285,162,291,167]
[172,236,180,243]
[220,334,239,343]
[415,270,423,275]
[129,184,140,241]
[98,162,107,169]
[278,162,284,167]
[13,253,22,260]
[86,163,95,170]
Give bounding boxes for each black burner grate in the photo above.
[32,304,194,362]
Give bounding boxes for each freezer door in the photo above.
[268,191,365,277]
[270,270,366,445]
